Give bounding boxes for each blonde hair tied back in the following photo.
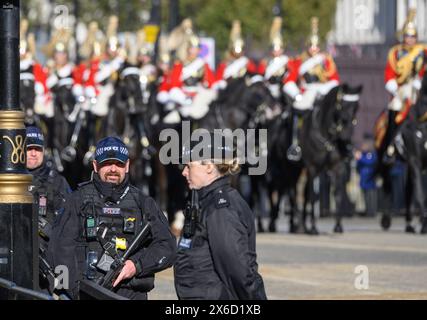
[204,158,241,176]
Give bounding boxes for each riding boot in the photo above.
[287,113,302,161]
[382,110,398,164]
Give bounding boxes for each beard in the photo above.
[103,172,122,184]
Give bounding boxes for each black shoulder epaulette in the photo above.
[128,184,140,194]
[215,189,230,209]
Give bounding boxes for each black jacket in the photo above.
[31,162,71,292]
[174,176,267,300]
[49,173,177,299]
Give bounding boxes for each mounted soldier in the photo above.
[167,18,216,121]
[83,17,126,163]
[19,19,52,131]
[284,17,340,161]
[379,9,427,163]
[215,20,262,90]
[44,26,85,168]
[258,17,293,105]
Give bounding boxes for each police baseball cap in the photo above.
[95,137,129,164]
[180,131,235,164]
[26,126,44,148]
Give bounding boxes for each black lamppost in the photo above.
[0,0,36,293]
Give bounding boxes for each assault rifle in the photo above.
[97,222,151,291]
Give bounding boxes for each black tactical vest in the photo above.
[76,182,151,282]
[78,182,147,247]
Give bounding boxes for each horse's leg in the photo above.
[302,177,309,233]
[267,188,278,233]
[166,164,187,225]
[250,176,266,233]
[333,163,346,233]
[288,187,300,233]
[310,174,320,235]
[407,159,427,234]
[404,164,416,233]
[380,167,393,230]
[305,170,319,235]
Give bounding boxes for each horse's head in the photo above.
[330,84,362,147]
[54,84,76,111]
[242,80,281,127]
[20,78,36,121]
[117,65,144,112]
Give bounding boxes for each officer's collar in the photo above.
[197,175,230,201]
[29,161,51,180]
[93,172,130,203]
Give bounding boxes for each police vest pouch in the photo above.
[123,217,136,234]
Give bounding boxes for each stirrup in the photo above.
[287,145,302,162]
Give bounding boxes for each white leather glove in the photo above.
[413,78,422,91]
[85,86,97,98]
[385,79,398,96]
[283,82,301,99]
[169,87,191,106]
[318,80,339,95]
[157,91,170,104]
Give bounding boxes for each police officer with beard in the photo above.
[26,126,71,293]
[49,137,176,299]
[174,132,267,300]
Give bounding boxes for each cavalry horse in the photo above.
[50,81,78,173]
[263,99,304,233]
[378,67,427,234]
[197,77,281,226]
[106,63,158,196]
[300,84,362,234]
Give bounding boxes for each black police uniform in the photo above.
[174,175,267,300]
[49,173,176,300]
[30,161,71,292]
[31,162,71,224]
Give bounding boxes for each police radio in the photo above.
[183,189,200,239]
[85,215,97,241]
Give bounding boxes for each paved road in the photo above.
[148,216,427,300]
